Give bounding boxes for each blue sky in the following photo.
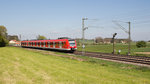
[0,0,150,41]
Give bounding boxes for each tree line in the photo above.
[0,25,8,47]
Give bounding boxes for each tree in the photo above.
[0,34,8,47]
[136,41,147,48]
[0,26,8,47]
[0,25,7,39]
[37,35,47,40]
[95,37,103,43]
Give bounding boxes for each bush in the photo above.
[0,36,8,47]
[136,41,147,48]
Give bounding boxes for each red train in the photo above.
[21,39,77,52]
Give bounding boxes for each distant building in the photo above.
[115,39,129,43]
[9,40,21,46]
[95,37,103,43]
[103,38,112,43]
[7,35,19,41]
[103,38,129,44]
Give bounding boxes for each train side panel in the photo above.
[21,39,77,51]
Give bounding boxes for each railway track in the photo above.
[73,51,150,65]
[17,46,150,66]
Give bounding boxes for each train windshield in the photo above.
[69,41,75,46]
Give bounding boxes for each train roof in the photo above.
[21,39,75,42]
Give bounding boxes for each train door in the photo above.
[64,41,67,48]
[29,42,30,47]
[29,42,31,47]
[50,42,53,48]
[27,42,29,46]
[36,42,37,47]
[45,42,48,48]
[48,42,50,48]
[41,42,44,47]
[32,42,33,47]
[55,42,59,48]
[35,42,36,46]
[62,41,66,49]
[59,41,62,48]
[53,42,55,48]
[43,42,44,47]
[34,42,35,47]
[33,42,35,47]
[38,42,40,47]
[40,42,41,47]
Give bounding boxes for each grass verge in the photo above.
[0,47,150,84]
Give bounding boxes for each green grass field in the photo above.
[77,43,150,56]
[0,47,150,84]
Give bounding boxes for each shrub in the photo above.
[136,41,147,48]
[0,36,8,47]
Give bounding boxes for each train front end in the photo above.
[68,39,77,51]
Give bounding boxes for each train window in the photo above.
[41,42,44,46]
[55,42,59,46]
[58,42,59,46]
[62,42,65,46]
[69,41,75,46]
[48,42,50,46]
[62,42,63,46]
[50,42,53,46]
